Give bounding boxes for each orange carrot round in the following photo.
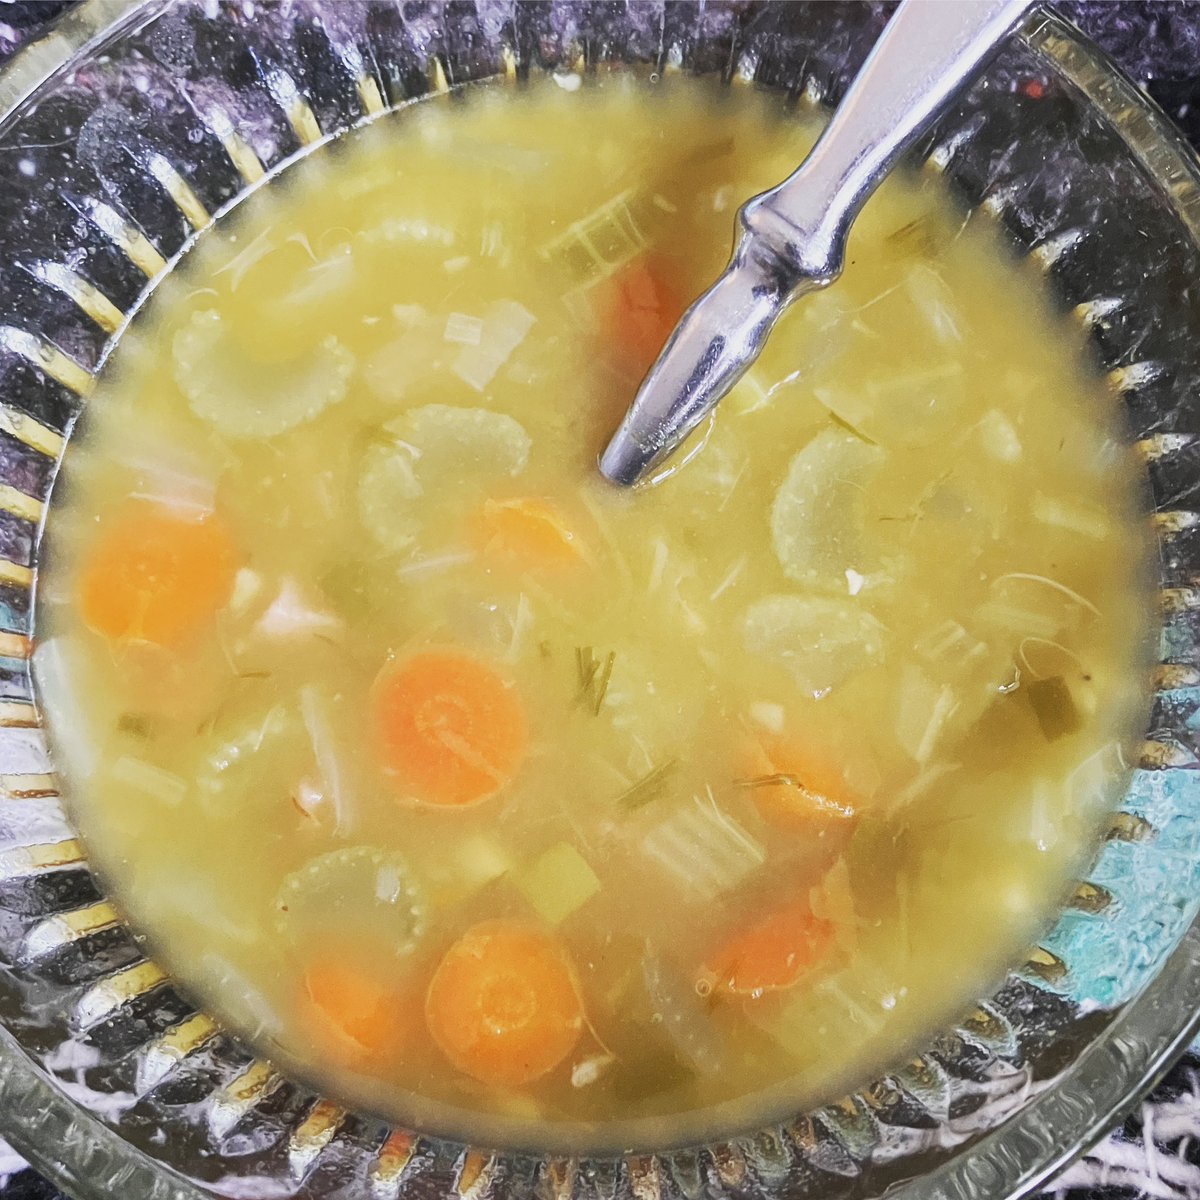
[742,737,858,833]
[78,507,236,646]
[600,256,685,379]
[303,960,408,1063]
[705,901,834,996]
[372,651,527,806]
[425,920,583,1086]
[477,497,582,568]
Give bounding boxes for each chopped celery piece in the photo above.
[639,792,765,899]
[1026,676,1081,741]
[741,594,886,696]
[358,404,531,552]
[357,441,422,553]
[540,189,646,288]
[771,431,884,586]
[110,756,187,807]
[515,841,601,925]
[275,846,425,955]
[895,666,960,764]
[173,309,354,438]
[388,403,531,481]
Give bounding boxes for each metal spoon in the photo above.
[599,0,1036,487]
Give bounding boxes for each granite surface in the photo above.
[0,1,1199,1198]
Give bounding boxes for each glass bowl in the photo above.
[0,2,1198,1198]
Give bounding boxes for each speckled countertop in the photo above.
[0,2,1199,1198]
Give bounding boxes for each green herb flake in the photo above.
[617,760,679,811]
[575,646,617,715]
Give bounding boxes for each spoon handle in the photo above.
[599,0,1036,488]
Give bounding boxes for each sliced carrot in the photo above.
[599,255,686,379]
[425,920,583,1086]
[78,506,236,646]
[303,960,410,1064]
[476,497,583,568]
[373,651,527,806]
[741,737,858,833]
[705,901,835,996]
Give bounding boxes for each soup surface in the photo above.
[36,75,1151,1147]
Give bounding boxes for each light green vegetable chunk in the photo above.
[770,430,884,587]
[515,841,601,925]
[173,309,354,438]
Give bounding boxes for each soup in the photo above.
[35,74,1152,1147]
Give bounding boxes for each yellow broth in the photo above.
[35,75,1152,1147]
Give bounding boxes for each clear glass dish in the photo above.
[0,2,1198,1198]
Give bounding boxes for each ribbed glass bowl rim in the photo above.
[0,3,1199,1200]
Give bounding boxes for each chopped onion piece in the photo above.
[571,1054,614,1088]
[443,312,484,346]
[977,573,1096,642]
[254,579,342,641]
[888,762,961,813]
[809,857,858,956]
[300,686,349,834]
[976,409,1022,463]
[642,948,726,1075]
[277,249,356,312]
[1031,492,1109,541]
[904,263,964,344]
[109,756,187,806]
[364,311,443,403]
[33,639,100,784]
[741,594,886,696]
[895,666,960,764]
[749,701,786,735]
[452,300,536,391]
[228,567,264,616]
[771,431,884,587]
[913,620,988,668]
[124,449,219,518]
[173,309,354,438]
[1067,741,1125,819]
